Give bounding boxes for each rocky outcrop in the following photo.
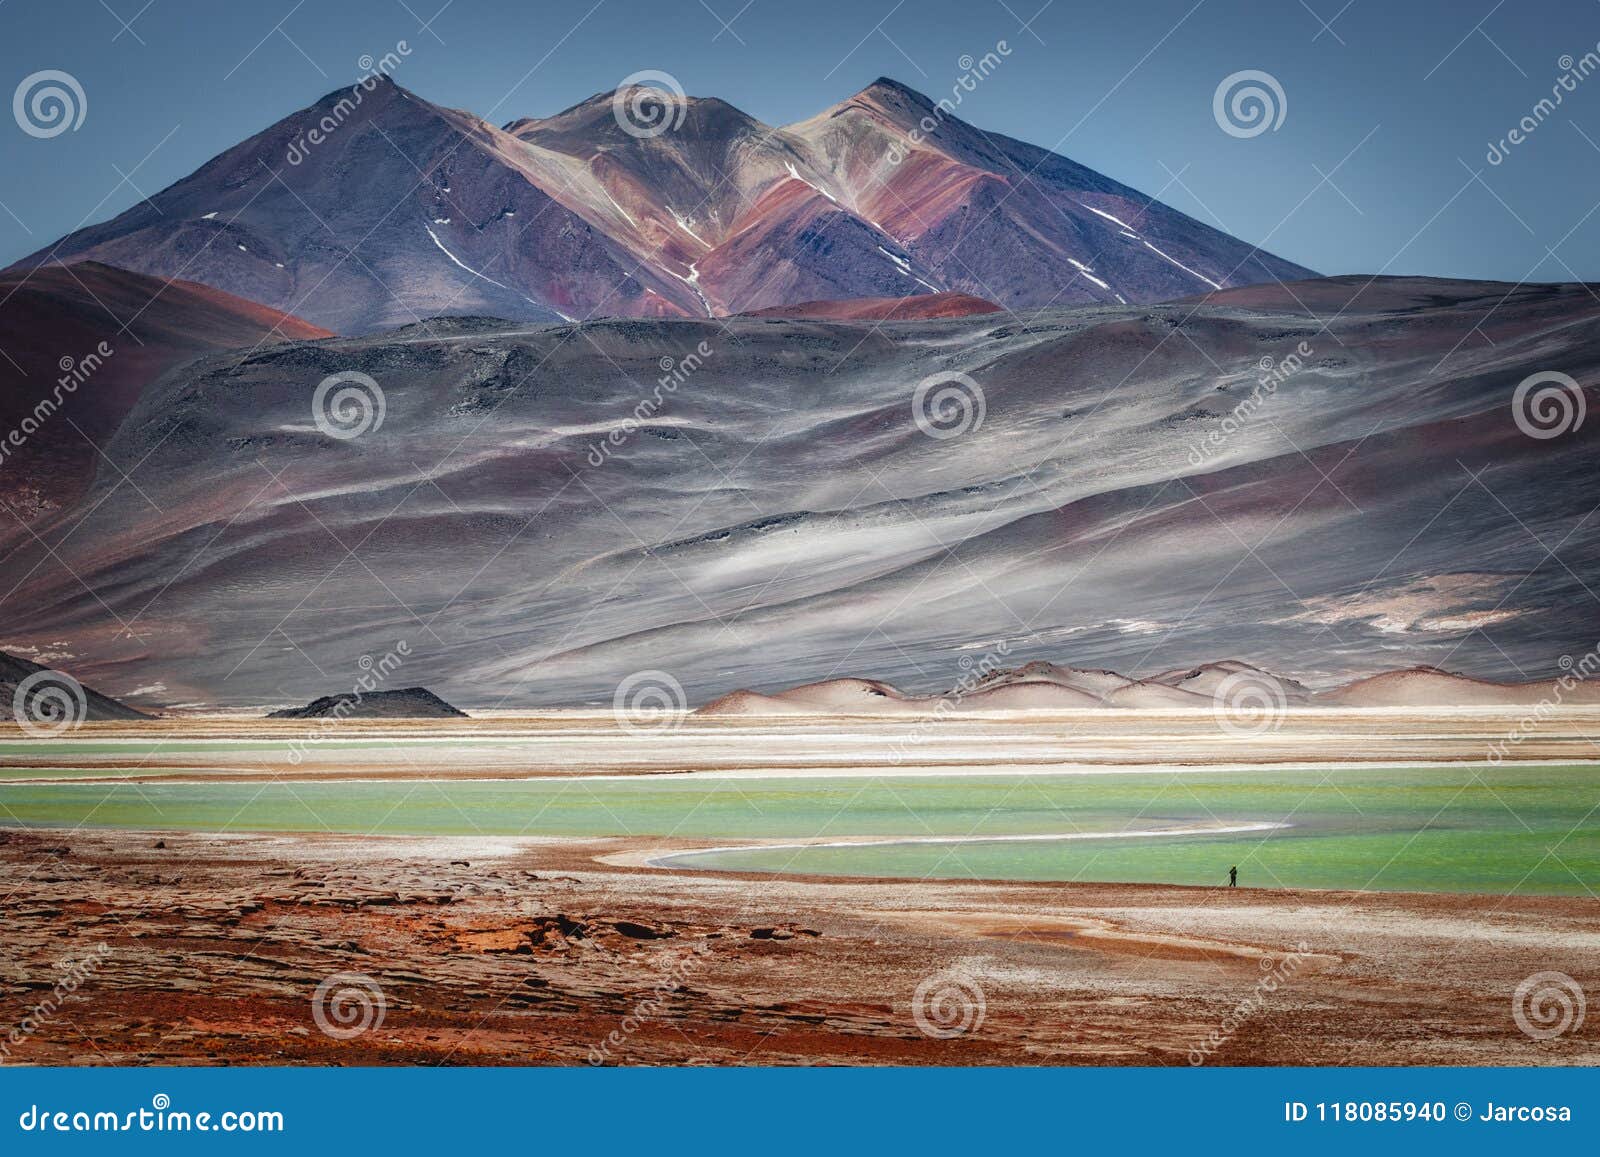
[0,650,153,723]
[267,687,467,719]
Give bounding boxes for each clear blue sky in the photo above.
[3,0,1599,281]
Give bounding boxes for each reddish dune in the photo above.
[0,261,329,542]
[742,292,1001,321]
[697,660,1600,715]
[1316,666,1600,708]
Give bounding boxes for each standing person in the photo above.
[1228,865,1238,888]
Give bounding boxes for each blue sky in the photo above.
[3,0,1599,281]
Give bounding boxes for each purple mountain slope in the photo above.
[11,77,1316,332]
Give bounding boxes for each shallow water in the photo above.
[0,764,1596,894]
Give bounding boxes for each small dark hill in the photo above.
[0,650,154,722]
[267,687,468,719]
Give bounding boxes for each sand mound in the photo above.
[976,661,1132,698]
[696,658,1600,715]
[1148,660,1313,704]
[1316,666,1600,707]
[1101,682,1215,709]
[953,682,1105,710]
[694,689,815,716]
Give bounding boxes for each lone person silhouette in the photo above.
[1228,865,1238,888]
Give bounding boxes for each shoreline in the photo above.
[0,825,1594,1066]
[2,818,1588,899]
[0,757,1595,785]
[634,822,1294,870]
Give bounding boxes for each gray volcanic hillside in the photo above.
[11,77,1314,332]
[0,651,152,722]
[267,687,467,719]
[1,275,1596,708]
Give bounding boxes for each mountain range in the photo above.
[2,77,1596,713]
[2,271,1595,710]
[6,77,1315,333]
[700,659,1600,714]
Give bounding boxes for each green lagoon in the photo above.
[1,764,1596,895]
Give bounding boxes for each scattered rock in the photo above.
[749,924,819,940]
[611,920,673,940]
[459,928,531,954]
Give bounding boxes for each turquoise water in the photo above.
[0,766,1596,894]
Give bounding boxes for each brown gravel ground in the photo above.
[1,827,1596,1067]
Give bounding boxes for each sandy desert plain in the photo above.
[2,707,1598,1066]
